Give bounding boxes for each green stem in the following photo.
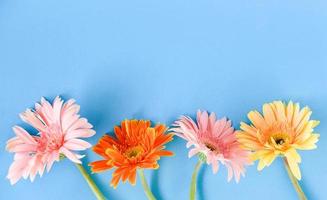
[283,158,307,200]
[75,163,106,200]
[190,160,203,200]
[138,170,156,200]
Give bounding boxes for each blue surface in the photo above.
[0,0,326,199]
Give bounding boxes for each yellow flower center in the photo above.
[269,132,290,149]
[125,146,143,159]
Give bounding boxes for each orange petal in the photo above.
[110,172,121,189]
[128,169,137,185]
[89,160,113,173]
[155,150,174,157]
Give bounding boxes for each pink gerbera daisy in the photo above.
[6,96,96,185]
[171,110,250,183]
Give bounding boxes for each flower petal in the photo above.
[65,129,96,140]
[60,147,81,163]
[285,149,301,180]
[64,139,92,151]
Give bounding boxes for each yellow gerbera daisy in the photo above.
[237,101,319,180]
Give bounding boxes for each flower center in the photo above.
[37,125,64,152]
[204,142,220,154]
[205,143,216,151]
[125,146,143,159]
[269,132,289,148]
[275,138,285,145]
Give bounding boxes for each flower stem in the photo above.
[138,169,156,200]
[190,160,203,200]
[75,163,106,200]
[283,158,307,200]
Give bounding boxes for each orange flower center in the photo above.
[261,122,295,150]
[124,146,144,159]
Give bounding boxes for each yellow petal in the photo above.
[275,101,287,122]
[295,133,320,150]
[294,106,311,130]
[263,103,276,125]
[285,149,302,180]
[286,101,294,123]
[312,120,320,128]
[250,149,271,161]
[291,103,300,126]
[288,160,301,180]
[295,120,314,142]
[257,159,266,171]
[263,152,277,167]
[238,140,262,150]
[248,111,267,130]
[254,150,277,171]
[240,122,258,136]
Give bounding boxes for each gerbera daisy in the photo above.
[6,96,105,199]
[237,100,319,199]
[171,110,250,200]
[89,119,173,200]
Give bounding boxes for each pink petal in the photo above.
[186,141,194,148]
[208,112,216,133]
[12,126,37,145]
[6,137,23,151]
[9,144,37,153]
[60,99,80,131]
[20,109,46,132]
[60,147,82,163]
[74,153,86,159]
[52,96,63,124]
[223,120,232,132]
[63,104,80,118]
[61,99,76,112]
[46,152,59,172]
[65,129,95,140]
[169,128,187,140]
[67,118,93,132]
[214,118,227,137]
[212,161,219,174]
[40,97,55,124]
[197,110,208,132]
[7,157,29,185]
[188,148,199,158]
[64,139,92,151]
[226,163,234,182]
[62,114,80,133]
[184,116,199,133]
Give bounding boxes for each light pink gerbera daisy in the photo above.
[171,110,251,183]
[6,96,96,185]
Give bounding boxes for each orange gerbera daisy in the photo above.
[89,119,174,189]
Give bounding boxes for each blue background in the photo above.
[0,0,326,199]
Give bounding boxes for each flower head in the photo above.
[171,110,250,183]
[6,96,95,184]
[237,101,320,180]
[89,120,174,188]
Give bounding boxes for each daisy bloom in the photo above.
[6,97,105,200]
[171,110,250,200]
[237,101,319,199]
[90,119,173,200]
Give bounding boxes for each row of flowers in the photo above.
[6,96,319,200]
